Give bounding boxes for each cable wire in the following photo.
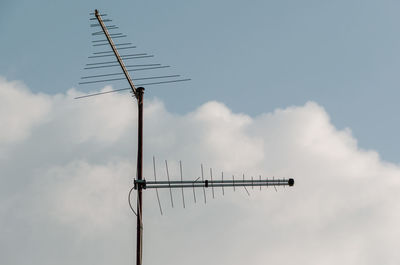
[128,186,137,216]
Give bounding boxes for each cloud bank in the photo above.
[1,77,399,265]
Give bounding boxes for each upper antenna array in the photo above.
[77,9,190,99]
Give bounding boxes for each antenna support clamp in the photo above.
[134,179,147,190]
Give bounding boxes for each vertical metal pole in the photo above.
[136,87,144,265]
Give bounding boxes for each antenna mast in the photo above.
[82,9,295,265]
[94,9,144,265]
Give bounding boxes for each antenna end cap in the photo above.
[288,178,295,186]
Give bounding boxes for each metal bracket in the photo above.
[134,179,147,190]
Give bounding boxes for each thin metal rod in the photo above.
[243,174,250,196]
[165,160,174,208]
[79,77,128,84]
[233,175,235,191]
[153,156,163,215]
[84,64,120,69]
[92,24,118,29]
[90,14,107,19]
[93,47,136,55]
[92,31,122,36]
[93,51,115,55]
[79,75,180,85]
[126,65,170,71]
[201,164,206,204]
[88,53,145,58]
[116,46,138,50]
[92,31,106,35]
[74,79,190,99]
[81,72,124,79]
[92,39,109,43]
[210,168,215,199]
[91,23,116,27]
[95,10,137,96]
[81,68,157,79]
[90,23,114,27]
[243,186,250,196]
[83,64,166,70]
[86,61,120,66]
[109,34,126,39]
[106,26,119,30]
[74,87,131,99]
[85,55,153,65]
[81,66,162,79]
[180,161,185,209]
[221,172,224,196]
[134,78,191,87]
[123,55,154,59]
[93,42,132,47]
[193,177,199,203]
[91,19,112,25]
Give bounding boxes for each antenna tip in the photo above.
[288,178,295,186]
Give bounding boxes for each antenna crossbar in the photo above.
[94,9,138,96]
[134,178,294,190]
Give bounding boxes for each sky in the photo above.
[1,1,400,265]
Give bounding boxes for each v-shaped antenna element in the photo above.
[77,9,190,100]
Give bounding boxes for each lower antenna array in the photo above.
[133,157,294,215]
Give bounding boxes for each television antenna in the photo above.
[77,9,295,265]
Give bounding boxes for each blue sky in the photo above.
[1,0,399,162]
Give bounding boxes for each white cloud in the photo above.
[42,160,133,234]
[1,78,400,265]
[0,77,51,145]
